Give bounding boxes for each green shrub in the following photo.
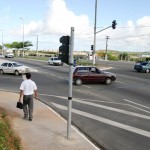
[0,111,22,150]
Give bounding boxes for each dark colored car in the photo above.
[73,66,116,86]
[134,61,150,73]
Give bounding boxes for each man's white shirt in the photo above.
[20,79,37,95]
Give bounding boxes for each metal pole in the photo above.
[93,0,97,65]
[0,30,3,55]
[105,36,109,60]
[20,18,24,57]
[36,35,38,57]
[67,27,74,140]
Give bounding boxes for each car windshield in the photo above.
[140,62,148,66]
[53,58,60,60]
[12,63,22,67]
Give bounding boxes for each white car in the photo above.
[0,62,30,76]
[48,57,63,66]
[5,53,14,58]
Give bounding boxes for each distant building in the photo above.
[139,54,150,61]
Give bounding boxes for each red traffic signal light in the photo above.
[112,20,117,29]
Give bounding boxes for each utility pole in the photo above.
[0,30,3,55]
[20,18,24,57]
[93,0,97,65]
[36,35,38,57]
[105,36,109,60]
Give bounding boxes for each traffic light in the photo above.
[59,36,70,64]
[112,20,117,29]
[91,45,93,50]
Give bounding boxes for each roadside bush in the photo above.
[0,109,22,150]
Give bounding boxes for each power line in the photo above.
[112,34,150,40]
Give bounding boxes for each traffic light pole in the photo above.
[67,27,74,140]
[96,25,111,34]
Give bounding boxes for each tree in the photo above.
[4,43,13,49]
[118,52,128,60]
[24,41,33,48]
[12,42,22,49]
[4,41,33,57]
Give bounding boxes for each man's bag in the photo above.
[16,102,23,109]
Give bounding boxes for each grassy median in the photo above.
[0,108,22,150]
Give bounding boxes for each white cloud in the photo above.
[6,0,150,52]
[43,0,91,36]
[24,21,43,35]
[137,16,150,26]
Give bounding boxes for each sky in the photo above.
[0,0,150,52]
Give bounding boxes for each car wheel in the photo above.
[15,70,20,76]
[0,69,4,74]
[105,78,112,85]
[145,69,149,73]
[75,78,82,86]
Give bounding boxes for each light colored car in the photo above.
[5,53,14,58]
[0,62,30,76]
[48,57,63,66]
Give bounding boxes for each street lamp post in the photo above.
[0,30,4,55]
[20,18,24,57]
[36,35,38,57]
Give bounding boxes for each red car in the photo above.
[73,66,116,86]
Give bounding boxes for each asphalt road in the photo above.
[0,58,150,150]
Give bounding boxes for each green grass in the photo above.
[0,110,22,150]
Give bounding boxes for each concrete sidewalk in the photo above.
[0,91,100,150]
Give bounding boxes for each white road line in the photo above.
[38,93,150,116]
[73,99,150,120]
[52,102,150,138]
[74,98,150,114]
[116,81,125,84]
[0,76,22,79]
[82,85,91,88]
[123,99,150,110]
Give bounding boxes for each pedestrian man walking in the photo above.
[19,73,38,121]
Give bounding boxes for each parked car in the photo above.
[48,57,63,66]
[134,61,150,73]
[73,66,116,86]
[0,62,30,76]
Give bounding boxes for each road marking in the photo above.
[73,99,150,120]
[82,85,91,88]
[38,93,150,119]
[0,76,22,79]
[116,81,125,84]
[70,98,150,114]
[52,102,150,138]
[123,99,150,110]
